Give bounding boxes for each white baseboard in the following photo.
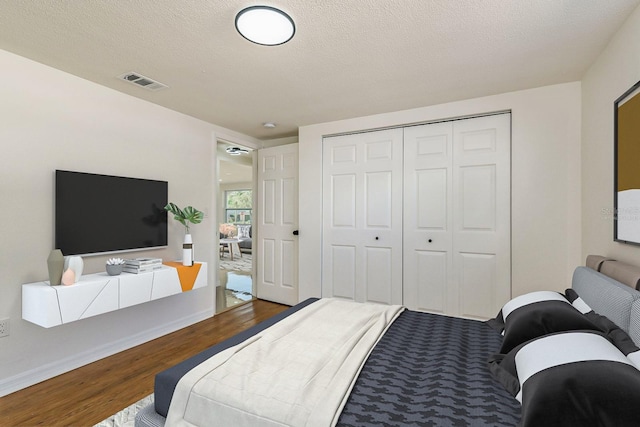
[0,309,213,397]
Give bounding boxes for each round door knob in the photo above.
[375,236,379,240]
[428,239,433,243]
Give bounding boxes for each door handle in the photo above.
[293,230,299,236]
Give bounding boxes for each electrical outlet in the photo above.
[0,318,9,338]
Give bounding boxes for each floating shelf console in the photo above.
[22,262,207,328]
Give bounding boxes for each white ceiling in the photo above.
[219,159,253,185]
[218,141,253,184]
[1,0,638,140]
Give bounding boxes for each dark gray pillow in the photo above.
[489,330,640,427]
[487,291,600,354]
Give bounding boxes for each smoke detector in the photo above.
[118,72,168,91]
[226,146,250,156]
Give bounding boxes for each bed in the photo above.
[136,260,640,427]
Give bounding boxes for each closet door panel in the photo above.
[460,165,496,231]
[330,174,357,228]
[417,169,448,229]
[415,250,447,314]
[323,129,403,304]
[365,246,393,304]
[403,122,453,312]
[458,252,497,319]
[453,114,511,317]
[330,245,357,300]
[365,171,393,228]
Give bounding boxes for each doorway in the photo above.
[216,141,255,313]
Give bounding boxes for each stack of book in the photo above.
[123,258,163,274]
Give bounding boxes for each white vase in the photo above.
[183,234,194,266]
[62,256,84,285]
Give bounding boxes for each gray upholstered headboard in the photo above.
[572,266,640,345]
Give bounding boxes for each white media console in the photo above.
[22,262,208,328]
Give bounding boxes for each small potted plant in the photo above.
[165,203,204,266]
[106,258,125,276]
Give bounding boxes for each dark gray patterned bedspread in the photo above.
[337,311,521,427]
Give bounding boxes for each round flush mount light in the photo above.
[235,6,295,46]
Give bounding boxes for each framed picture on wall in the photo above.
[615,79,640,245]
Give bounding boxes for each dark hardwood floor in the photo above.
[0,299,289,427]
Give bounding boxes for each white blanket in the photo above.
[166,298,404,427]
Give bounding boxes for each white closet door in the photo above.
[403,122,454,313]
[257,143,299,306]
[322,129,403,304]
[453,114,511,319]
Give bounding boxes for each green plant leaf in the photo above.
[165,202,203,232]
[183,206,204,225]
[164,203,183,217]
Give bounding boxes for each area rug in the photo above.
[94,394,153,427]
[219,252,252,273]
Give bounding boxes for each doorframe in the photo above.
[211,130,262,312]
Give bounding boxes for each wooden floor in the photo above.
[0,299,289,427]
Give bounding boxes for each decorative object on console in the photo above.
[183,234,193,267]
[106,257,125,276]
[163,262,203,291]
[164,203,203,267]
[47,249,64,285]
[61,255,83,285]
[123,257,163,274]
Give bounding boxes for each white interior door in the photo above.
[453,114,511,319]
[257,143,299,305]
[322,129,403,304]
[403,122,454,313]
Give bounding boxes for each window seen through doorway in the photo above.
[225,189,252,224]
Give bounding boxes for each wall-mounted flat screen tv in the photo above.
[55,170,168,256]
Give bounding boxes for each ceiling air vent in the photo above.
[118,72,168,91]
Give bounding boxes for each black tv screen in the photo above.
[55,170,168,256]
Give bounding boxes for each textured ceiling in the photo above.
[1,0,638,140]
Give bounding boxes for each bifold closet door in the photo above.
[403,114,511,318]
[453,114,510,319]
[322,129,403,304]
[403,122,454,315]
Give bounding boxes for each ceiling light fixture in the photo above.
[235,6,295,46]
[226,146,250,156]
[263,122,276,128]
